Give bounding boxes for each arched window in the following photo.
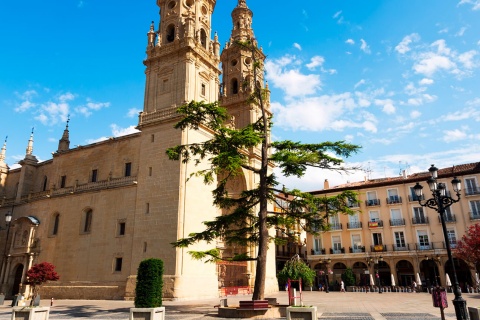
[166,24,175,43]
[42,176,48,191]
[200,29,207,49]
[83,209,93,233]
[231,78,239,94]
[52,213,60,235]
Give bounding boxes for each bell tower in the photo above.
[220,0,270,130]
[139,0,221,127]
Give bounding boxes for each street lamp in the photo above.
[413,164,469,320]
[323,258,331,293]
[425,255,441,286]
[366,255,383,293]
[3,211,12,264]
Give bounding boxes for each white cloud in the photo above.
[410,110,422,119]
[272,93,379,133]
[444,107,480,121]
[354,79,366,89]
[265,56,322,97]
[345,39,355,45]
[458,0,480,10]
[306,56,325,70]
[374,99,396,114]
[110,124,140,137]
[395,33,420,54]
[333,11,342,19]
[413,53,456,77]
[15,100,36,112]
[293,43,302,51]
[458,50,478,68]
[455,27,467,37]
[127,108,142,118]
[443,129,467,142]
[419,78,434,85]
[360,39,371,54]
[438,28,449,34]
[76,100,110,117]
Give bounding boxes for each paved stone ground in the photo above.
[0,291,478,319]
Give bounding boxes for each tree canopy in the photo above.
[454,223,480,271]
[167,40,361,300]
[26,262,59,299]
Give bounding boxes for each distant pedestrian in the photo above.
[412,281,417,293]
[340,280,345,292]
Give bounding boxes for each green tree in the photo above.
[134,258,164,308]
[277,254,316,288]
[167,40,361,300]
[341,267,356,287]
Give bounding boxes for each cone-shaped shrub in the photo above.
[134,258,164,308]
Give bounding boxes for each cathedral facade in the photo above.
[0,0,277,301]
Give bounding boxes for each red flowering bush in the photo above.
[454,223,480,271]
[26,262,60,300]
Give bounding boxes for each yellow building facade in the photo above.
[0,0,277,301]
[307,162,480,291]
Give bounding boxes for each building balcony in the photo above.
[389,218,405,226]
[392,244,410,251]
[438,214,456,223]
[349,246,366,253]
[347,201,360,208]
[365,199,381,207]
[408,194,425,202]
[386,196,402,204]
[465,186,480,196]
[330,247,345,254]
[347,221,362,229]
[368,220,383,228]
[13,176,139,204]
[310,248,326,255]
[412,217,429,225]
[415,242,445,251]
[370,244,387,252]
[470,212,480,221]
[329,223,342,231]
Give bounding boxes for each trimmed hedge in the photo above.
[134,258,164,308]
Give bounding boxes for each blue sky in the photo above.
[1,0,480,191]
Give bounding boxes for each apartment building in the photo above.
[306,162,480,290]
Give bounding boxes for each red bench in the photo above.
[238,300,269,310]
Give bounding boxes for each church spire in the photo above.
[26,128,34,156]
[229,0,254,42]
[0,136,7,164]
[58,116,71,152]
[23,128,38,164]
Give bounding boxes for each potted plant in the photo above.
[129,258,165,320]
[341,267,356,291]
[12,262,59,320]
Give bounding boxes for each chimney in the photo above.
[402,170,407,179]
[324,179,329,190]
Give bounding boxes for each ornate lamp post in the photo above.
[413,164,469,320]
[366,255,383,293]
[425,255,441,286]
[323,258,331,293]
[3,211,12,255]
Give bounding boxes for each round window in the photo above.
[201,5,208,15]
[245,57,252,65]
[231,59,238,66]
[186,0,194,7]
[168,1,177,9]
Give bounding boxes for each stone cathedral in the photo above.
[0,0,277,300]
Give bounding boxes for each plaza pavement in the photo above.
[0,290,479,319]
